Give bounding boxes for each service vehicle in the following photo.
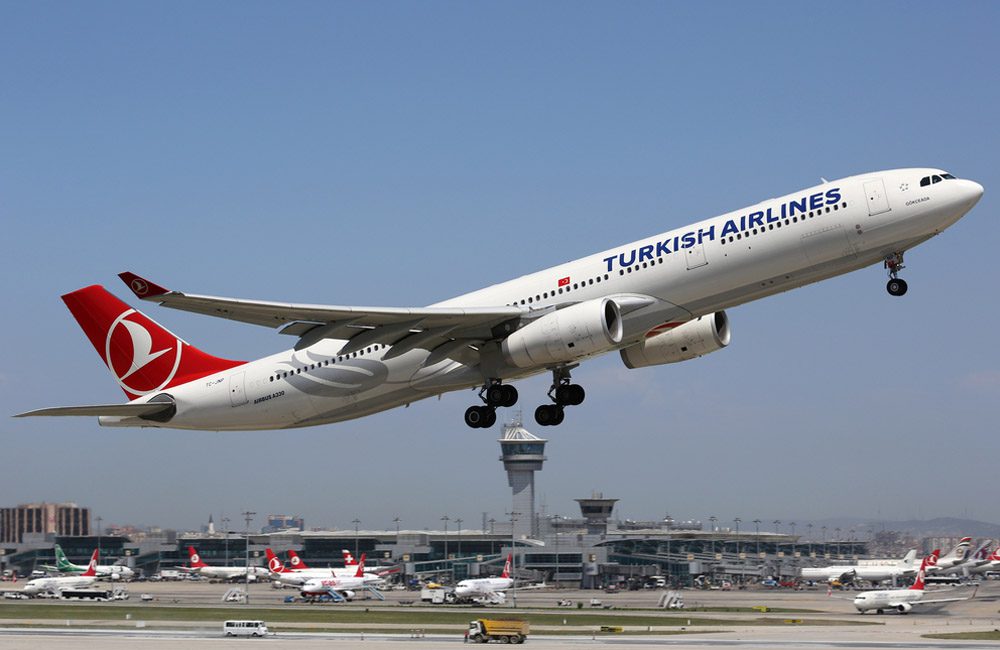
[466,618,528,644]
[223,620,268,637]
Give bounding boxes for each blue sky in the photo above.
[2,1,998,534]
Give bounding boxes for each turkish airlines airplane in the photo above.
[181,546,269,581]
[265,548,389,587]
[23,549,99,595]
[15,168,983,429]
[852,553,975,614]
[453,554,513,603]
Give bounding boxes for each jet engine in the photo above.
[620,311,730,369]
[895,602,912,613]
[501,298,623,368]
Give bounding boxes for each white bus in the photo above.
[223,620,268,637]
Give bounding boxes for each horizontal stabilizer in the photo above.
[14,402,174,418]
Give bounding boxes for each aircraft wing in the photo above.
[120,272,525,357]
[14,402,175,418]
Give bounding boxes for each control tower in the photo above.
[499,417,547,539]
[575,492,619,535]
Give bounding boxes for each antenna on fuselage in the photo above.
[820,177,829,183]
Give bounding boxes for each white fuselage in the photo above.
[300,574,370,595]
[100,168,984,430]
[272,567,378,586]
[454,576,513,599]
[192,566,268,580]
[800,562,916,584]
[853,587,923,613]
[23,573,97,594]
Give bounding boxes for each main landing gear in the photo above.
[534,367,585,427]
[464,381,518,429]
[884,252,908,296]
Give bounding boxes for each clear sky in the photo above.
[2,1,998,534]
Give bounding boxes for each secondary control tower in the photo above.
[499,417,547,539]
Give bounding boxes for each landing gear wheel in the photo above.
[886,278,908,296]
[500,384,518,407]
[485,384,506,406]
[535,404,564,427]
[465,406,495,428]
[554,383,585,406]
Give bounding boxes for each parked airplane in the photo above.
[340,549,398,575]
[967,545,1000,576]
[23,549,98,595]
[265,548,388,587]
[852,553,975,614]
[16,169,983,430]
[300,553,382,601]
[181,546,269,581]
[800,550,919,585]
[40,544,134,581]
[453,554,513,604]
[927,538,973,574]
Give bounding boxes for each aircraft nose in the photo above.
[960,179,984,206]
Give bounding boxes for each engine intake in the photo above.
[620,311,730,369]
[501,298,623,368]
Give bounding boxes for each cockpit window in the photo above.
[920,172,956,187]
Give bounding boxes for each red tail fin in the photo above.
[61,285,244,400]
[266,549,290,574]
[355,553,366,578]
[342,549,357,566]
[501,553,512,579]
[911,551,939,591]
[82,549,99,577]
[288,550,310,570]
[188,546,208,568]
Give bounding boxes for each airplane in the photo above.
[265,548,391,587]
[340,549,399,575]
[300,553,383,601]
[800,549,920,585]
[14,168,983,430]
[23,549,99,596]
[852,552,976,614]
[40,544,135,581]
[180,546,269,581]
[453,554,513,604]
[967,545,1000,576]
[926,537,973,574]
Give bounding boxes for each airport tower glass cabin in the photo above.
[499,418,547,539]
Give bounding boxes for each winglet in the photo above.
[118,272,170,300]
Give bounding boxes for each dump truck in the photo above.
[466,618,529,643]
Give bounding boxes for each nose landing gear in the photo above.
[884,252,908,296]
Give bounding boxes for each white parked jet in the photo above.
[264,548,380,587]
[15,169,983,430]
[41,544,135,581]
[966,545,1000,576]
[454,554,513,603]
[800,550,920,585]
[23,549,99,595]
[300,553,382,601]
[852,553,975,614]
[181,546,269,581]
[926,537,973,574]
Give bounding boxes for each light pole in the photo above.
[456,518,463,559]
[807,523,814,556]
[834,527,841,557]
[822,526,827,556]
[507,511,520,607]
[489,518,496,555]
[96,516,103,561]
[709,516,717,566]
[353,518,361,559]
[222,516,230,566]
[664,515,674,584]
[554,526,559,589]
[753,519,761,580]
[393,517,401,536]
[242,510,255,605]
[441,515,450,579]
[734,518,742,583]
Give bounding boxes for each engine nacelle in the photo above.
[501,298,623,368]
[620,311,731,369]
[895,602,912,613]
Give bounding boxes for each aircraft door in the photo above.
[863,179,891,216]
[229,372,248,406]
[684,242,708,270]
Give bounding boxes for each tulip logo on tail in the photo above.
[502,554,512,579]
[106,309,182,396]
[291,556,303,568]
[269,556,283,573]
